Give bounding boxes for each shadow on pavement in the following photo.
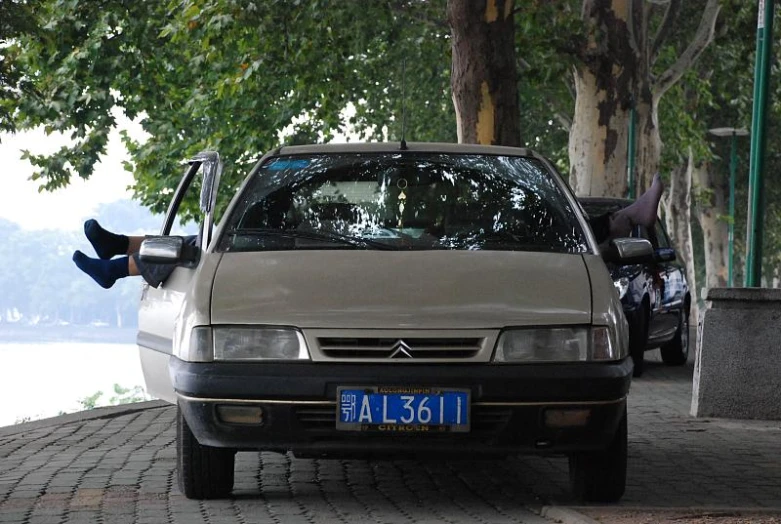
[1,326,780,523]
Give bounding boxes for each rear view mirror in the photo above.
[602,238,654,265]
[139,236,198,265]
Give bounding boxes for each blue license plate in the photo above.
[336,386,470,432]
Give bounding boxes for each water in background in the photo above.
[0,339,147,427]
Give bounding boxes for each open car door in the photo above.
[136,152,221,403]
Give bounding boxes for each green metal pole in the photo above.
[745,0,774,287]
[728,133,737,287]
[627,97,636,199]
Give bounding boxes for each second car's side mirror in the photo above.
[139,236,199,265]
[654,247,676,263]
[602,238,654,265]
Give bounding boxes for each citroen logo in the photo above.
[389,340,414,359]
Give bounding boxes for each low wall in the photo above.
[691,287,781,420]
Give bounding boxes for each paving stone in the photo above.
[2,351,781,524]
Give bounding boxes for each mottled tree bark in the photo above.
[694,162,729,288]
[569,0,719,198]
[662,151,698,321]
[447,0,520,146]
[569,0,639,197]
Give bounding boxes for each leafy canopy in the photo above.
[12,0,454,221]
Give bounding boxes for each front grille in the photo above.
[294,405,512,434]
[316,337,484,360]
[295,406,336,429]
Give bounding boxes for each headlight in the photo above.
[212,327,310,361]
[591,326,623,360]
[494,326,622,362]
[187,326,214,361]
[613,277,630,300]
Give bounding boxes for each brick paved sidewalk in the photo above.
[532,350,781,524]
[1,349,780,524]
[0,408,552,523]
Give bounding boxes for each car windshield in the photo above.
[218,152,588,253]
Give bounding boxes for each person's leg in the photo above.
[128,255,140,276]
[85,219,146,258]
[127,236,144,255]
[84,220,128,259]
[131,252,177,288]
[609,172,664,238]
[72,252,134,289]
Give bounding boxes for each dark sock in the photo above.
[84,219,129,260]
[73,251,130,289]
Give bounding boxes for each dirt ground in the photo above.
[574,508,781,524]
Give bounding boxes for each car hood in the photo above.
[210,251,592,329]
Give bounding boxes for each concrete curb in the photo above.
[0,399,170,437]
[540,506,601,524]
[543,506,781,524]
[570,506,781,513]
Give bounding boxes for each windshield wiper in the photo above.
[228,228,398,250]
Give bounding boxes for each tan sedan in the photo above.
[136,143,652,502]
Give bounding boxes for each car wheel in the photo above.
[660,308,689,366]
[568,405,628,503]
[629,306,648,377]
[177,405,236,499]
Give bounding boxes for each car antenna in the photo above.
[399,59,408,151]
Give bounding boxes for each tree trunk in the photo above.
[694,161,729,288]
[568,1,638,197]
[569,69,631,196]
[448,0,520,146]
[662,151,698,321]
[633,93,662,192]
[569,0,719,198]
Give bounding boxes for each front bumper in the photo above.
[172,358,632,457]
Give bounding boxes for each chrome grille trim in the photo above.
[317,337,482,359]
[304,329,499,363]
[294,404,512,433]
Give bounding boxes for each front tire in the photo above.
[568,406,628,503]
[177,405,236,499]
[660,308,690,366]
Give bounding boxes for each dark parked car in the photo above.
[579,197,691,377]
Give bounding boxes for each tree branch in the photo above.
[563,73,575,104]
[650,0,681,66]
[553,109,572,132]
[386,1,448,31]
[626,0,643,64]
[653,0,720,99]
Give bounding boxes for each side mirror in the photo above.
[654,247,676,263]
[602,238,654,265]
[139,236,198,265]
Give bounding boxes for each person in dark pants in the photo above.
[73,188,297,289]
[72,220,196,289]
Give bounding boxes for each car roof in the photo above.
[274,141,539,158]
[578,196,633,206]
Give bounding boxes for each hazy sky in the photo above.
[0,107,364,232]
[0,114,144,231]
